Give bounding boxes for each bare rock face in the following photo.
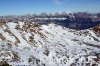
[0,20,6,26]
[0,61,9,66]
[92,24,100,37]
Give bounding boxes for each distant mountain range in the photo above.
[0,12,100,30]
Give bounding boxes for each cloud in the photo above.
[53,0,63,6]
[53,0,71,6]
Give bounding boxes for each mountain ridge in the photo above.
[0,21,100,66]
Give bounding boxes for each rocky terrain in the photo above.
[0,21,100,66]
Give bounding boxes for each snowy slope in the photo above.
[0,22,100,66]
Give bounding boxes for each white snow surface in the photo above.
[0,22,100,66]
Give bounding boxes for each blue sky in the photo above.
[0,0,100,16]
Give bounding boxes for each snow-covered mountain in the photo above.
[0,22,100,66]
